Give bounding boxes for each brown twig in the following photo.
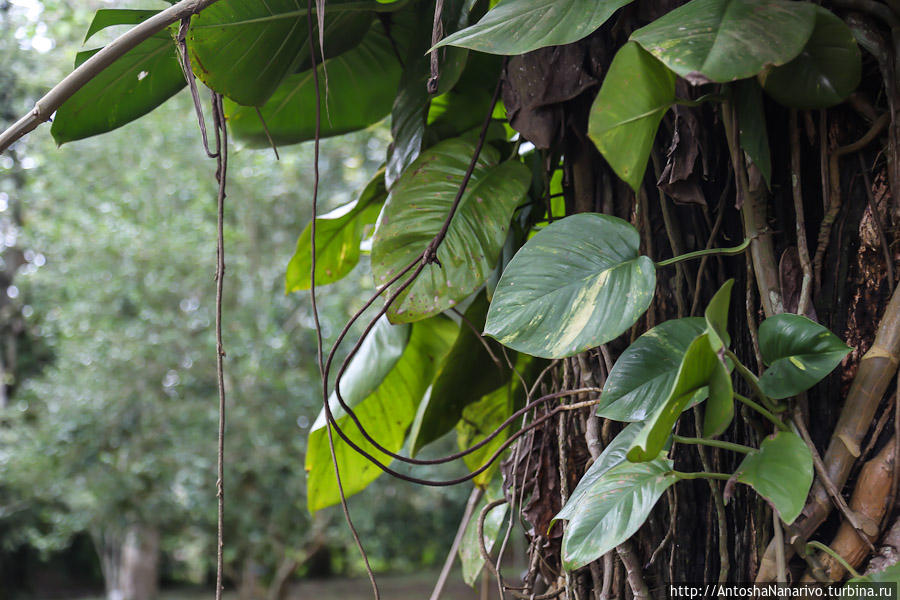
[789,110,814,316]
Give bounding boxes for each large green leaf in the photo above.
[627,333,732,462]
[386,0,469,186]
[560,455,677,570]
[484,213,656,359]
[459,484,507,586]
[285,169,386,293]
[457,383,514,487]
[557,422,644,521]
[757,314,851,400]
[51,31,185,144]
[84,8,160,43]
[597,318,706,422]
[187,0,379,107]
[630,0,816,84]
[433,0,633,56]
[759,6,861,109]
[408,292,510,455]
[735,79,773,187]
[588,42,675,192]
[848,562,900,586]
[733,431,813,524]
[226,19,402,146]
[372,138,530,323]
[305,316,456,512]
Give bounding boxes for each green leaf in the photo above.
[456,382,514,487]
[557,422,644,521]
[386,0,470,186]
[226,19,402,146]
[434,0,633,56]
[84,9,160,43]
[703,355,735,438]
[757,314,851,400]
[484,213,656,359]
[588,42,675,192]
[187,0,379,107]
[51,32,185,144]
[597,318,706,422]
[459,484,507,586]
[560,455,677,570]
[627,333,731,462]
[733,431,813,524]
[371,138,531,323]
[735,79,772,187]
[759,6,862,109]
[631,0,816,84]
[409,292,510,455]
[305,316,456,512]
[848,562,900,585]
[285,169,386,293]
[704,279,733,352]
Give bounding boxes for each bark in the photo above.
[94,525,160,600]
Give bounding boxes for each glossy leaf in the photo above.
[84,9,160,43]
[386,0,469,186]
[51,32,185,144]
[372,138,530,323]
[735,79,772,187]
[597,318,706,422]
[588,42,675,192]
[557,422,644,521]
[305,317,456,512]
[631,0,816,84]
[734,431,813,524]
[485,213,656,359]
[848,562,900,585]
[704,279,733,352]
[459,485,507,586]
[457,383,514,487]
[560,455,677,570]
[409,293,510,455]
[226,20,402,147]
[628,333,732,462]
[702,356,735,438]
[434,0,633,56]
[758,314,851,400]
[285,169,386,293]
[187,0,378,107]
[759,6,862,109]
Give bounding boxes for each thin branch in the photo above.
[789,110,813,316]
[0,0,226,153]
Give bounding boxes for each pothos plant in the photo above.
[5,0,900,595]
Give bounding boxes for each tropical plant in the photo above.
[4,0,900,596]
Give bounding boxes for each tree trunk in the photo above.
[94,525,160,600]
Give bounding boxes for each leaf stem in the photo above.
[806,541,861,578]
[655,238,751,268]
[671,470,733,481]
[735,393,789,432]
[672,435,754,454]
[724,349,775,405]
[674,93,725,107]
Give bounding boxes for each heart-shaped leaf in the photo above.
[705,279,733,352]
[485,214,656,359]
[628,333,731,461]
[226,19,403,146]
[560,454,677,570]
[759,5,862,109]
[305,316,456,512]
[408,292,511,456]
[631,0,816,84]
[758,314,851,399]
[372,138,530,323]
[187,0,380,107]
[433,0,633,56]
[51,31,185,144]
[597,318,706,422]
[588,42,675,192]
[285,169,386,293]
[557,422,644,521]
[733,431,813,524]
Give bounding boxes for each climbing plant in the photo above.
[5,0,900,596]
